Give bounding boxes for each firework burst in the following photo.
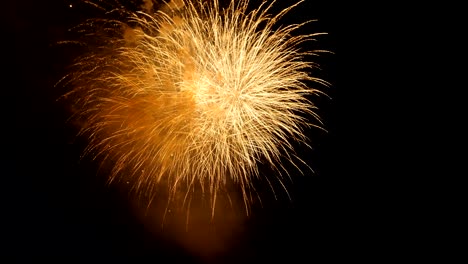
[59,0,329,217]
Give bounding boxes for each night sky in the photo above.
[4,0,389,262]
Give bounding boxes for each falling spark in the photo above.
[58,0,330,218]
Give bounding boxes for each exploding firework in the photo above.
[58,0,329,217]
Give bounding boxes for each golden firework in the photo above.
[59,0,329,217]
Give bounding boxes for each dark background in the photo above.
[3,0,397,263]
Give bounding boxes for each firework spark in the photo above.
[59,0,329,217]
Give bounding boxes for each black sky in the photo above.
[4,0,388,262]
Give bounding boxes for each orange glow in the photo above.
[130,180,246,260]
